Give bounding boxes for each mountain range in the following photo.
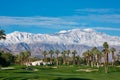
[0,29,120,57]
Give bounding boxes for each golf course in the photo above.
[0,65,120,80]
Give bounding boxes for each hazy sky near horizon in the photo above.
[0,0,120,36]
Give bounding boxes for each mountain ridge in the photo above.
[1,29,120,47]
[0,29,120,56]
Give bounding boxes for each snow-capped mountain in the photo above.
[1,29,120,47]
[0,29,120,56]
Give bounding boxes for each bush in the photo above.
[114,60,120,66]
[0,52,15,67]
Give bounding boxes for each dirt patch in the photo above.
[52,66,58,69]
[116,66,120,67]
[1,67,15,70]
[76,68,98,72]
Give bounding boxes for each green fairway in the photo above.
[0,66,120,80]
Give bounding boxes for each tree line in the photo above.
[41,44,120,66]
[38,43,120,74]
[41,50,80,66]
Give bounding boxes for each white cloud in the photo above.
[0,16,79,27]
[94,27,120,31]
[65,14,120,24]
[0,13,120,29]
[73,8,120,24]
[75,8,120,14]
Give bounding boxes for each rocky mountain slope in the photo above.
[0,29,120,56]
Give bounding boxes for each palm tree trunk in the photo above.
[44,55,46,62]
[67,54,69,65]
[56,54,59,66]
[104,52,109,73]
[63,57,66,65]
[73,54,76,65]
[112,52,115,66]
[96,54,100,68]
[50,54,52,64]
[90,55,94,67]
[86,57,89,66]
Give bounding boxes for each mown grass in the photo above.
[0,65,120,80]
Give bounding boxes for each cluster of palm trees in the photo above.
[15,51,31,65]
[42,50,79,65]
[82,47,101,67]
[83,42,120,73]
[41,42,120,70]
[102,42,120,73]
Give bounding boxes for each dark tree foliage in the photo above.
[0,51,15,67]
[0,30,6,40]
[114,60,120,66]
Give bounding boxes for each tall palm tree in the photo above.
[110,47,116,66]
[72,50,77,65]
[61,50,66,65]
[49,50,54,64]
[55,50,60,66]
[0,30,6,66]
[117,50,120,61]
[24,51,31,65]
[82,50,91,66]
[103,42,109,73]
[42,51,47,62]
[19,52,25,65]
[66,50,70,65]
[88,49,94,67]
[92,47,102,67]
[0,30,6,40]
[76,55,81,65]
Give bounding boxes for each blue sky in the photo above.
[0,0,120,36]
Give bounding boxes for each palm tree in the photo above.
[19,52,25,65]
[76,55,81,65]
[102,42,109,73]
[0,30,6,66]
[110,47,116,66]
[92,47,102,67]
[15,54,20,65]
[72,50,77,65]
[66,50,70,65]
[49,50,54,64]
[24,51,31,65]
[42,51,47,62]
[55,50,60,66]
[88,49,94,67]
[82,50,91,66]
[0,30,6,40]
[61,50,66,65]
[117,50,120,61]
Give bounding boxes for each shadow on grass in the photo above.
[54,77,91,80]
[15,71,33,74]
[1,77,29,80]
[0,76,40,80]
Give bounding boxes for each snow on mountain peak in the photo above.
[58,28,94,34]
[83,28,95,32]
[58,29,81,33]
[1,28,120,47]
[58,30,68,34]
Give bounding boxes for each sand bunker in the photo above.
[76,68,98,72]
